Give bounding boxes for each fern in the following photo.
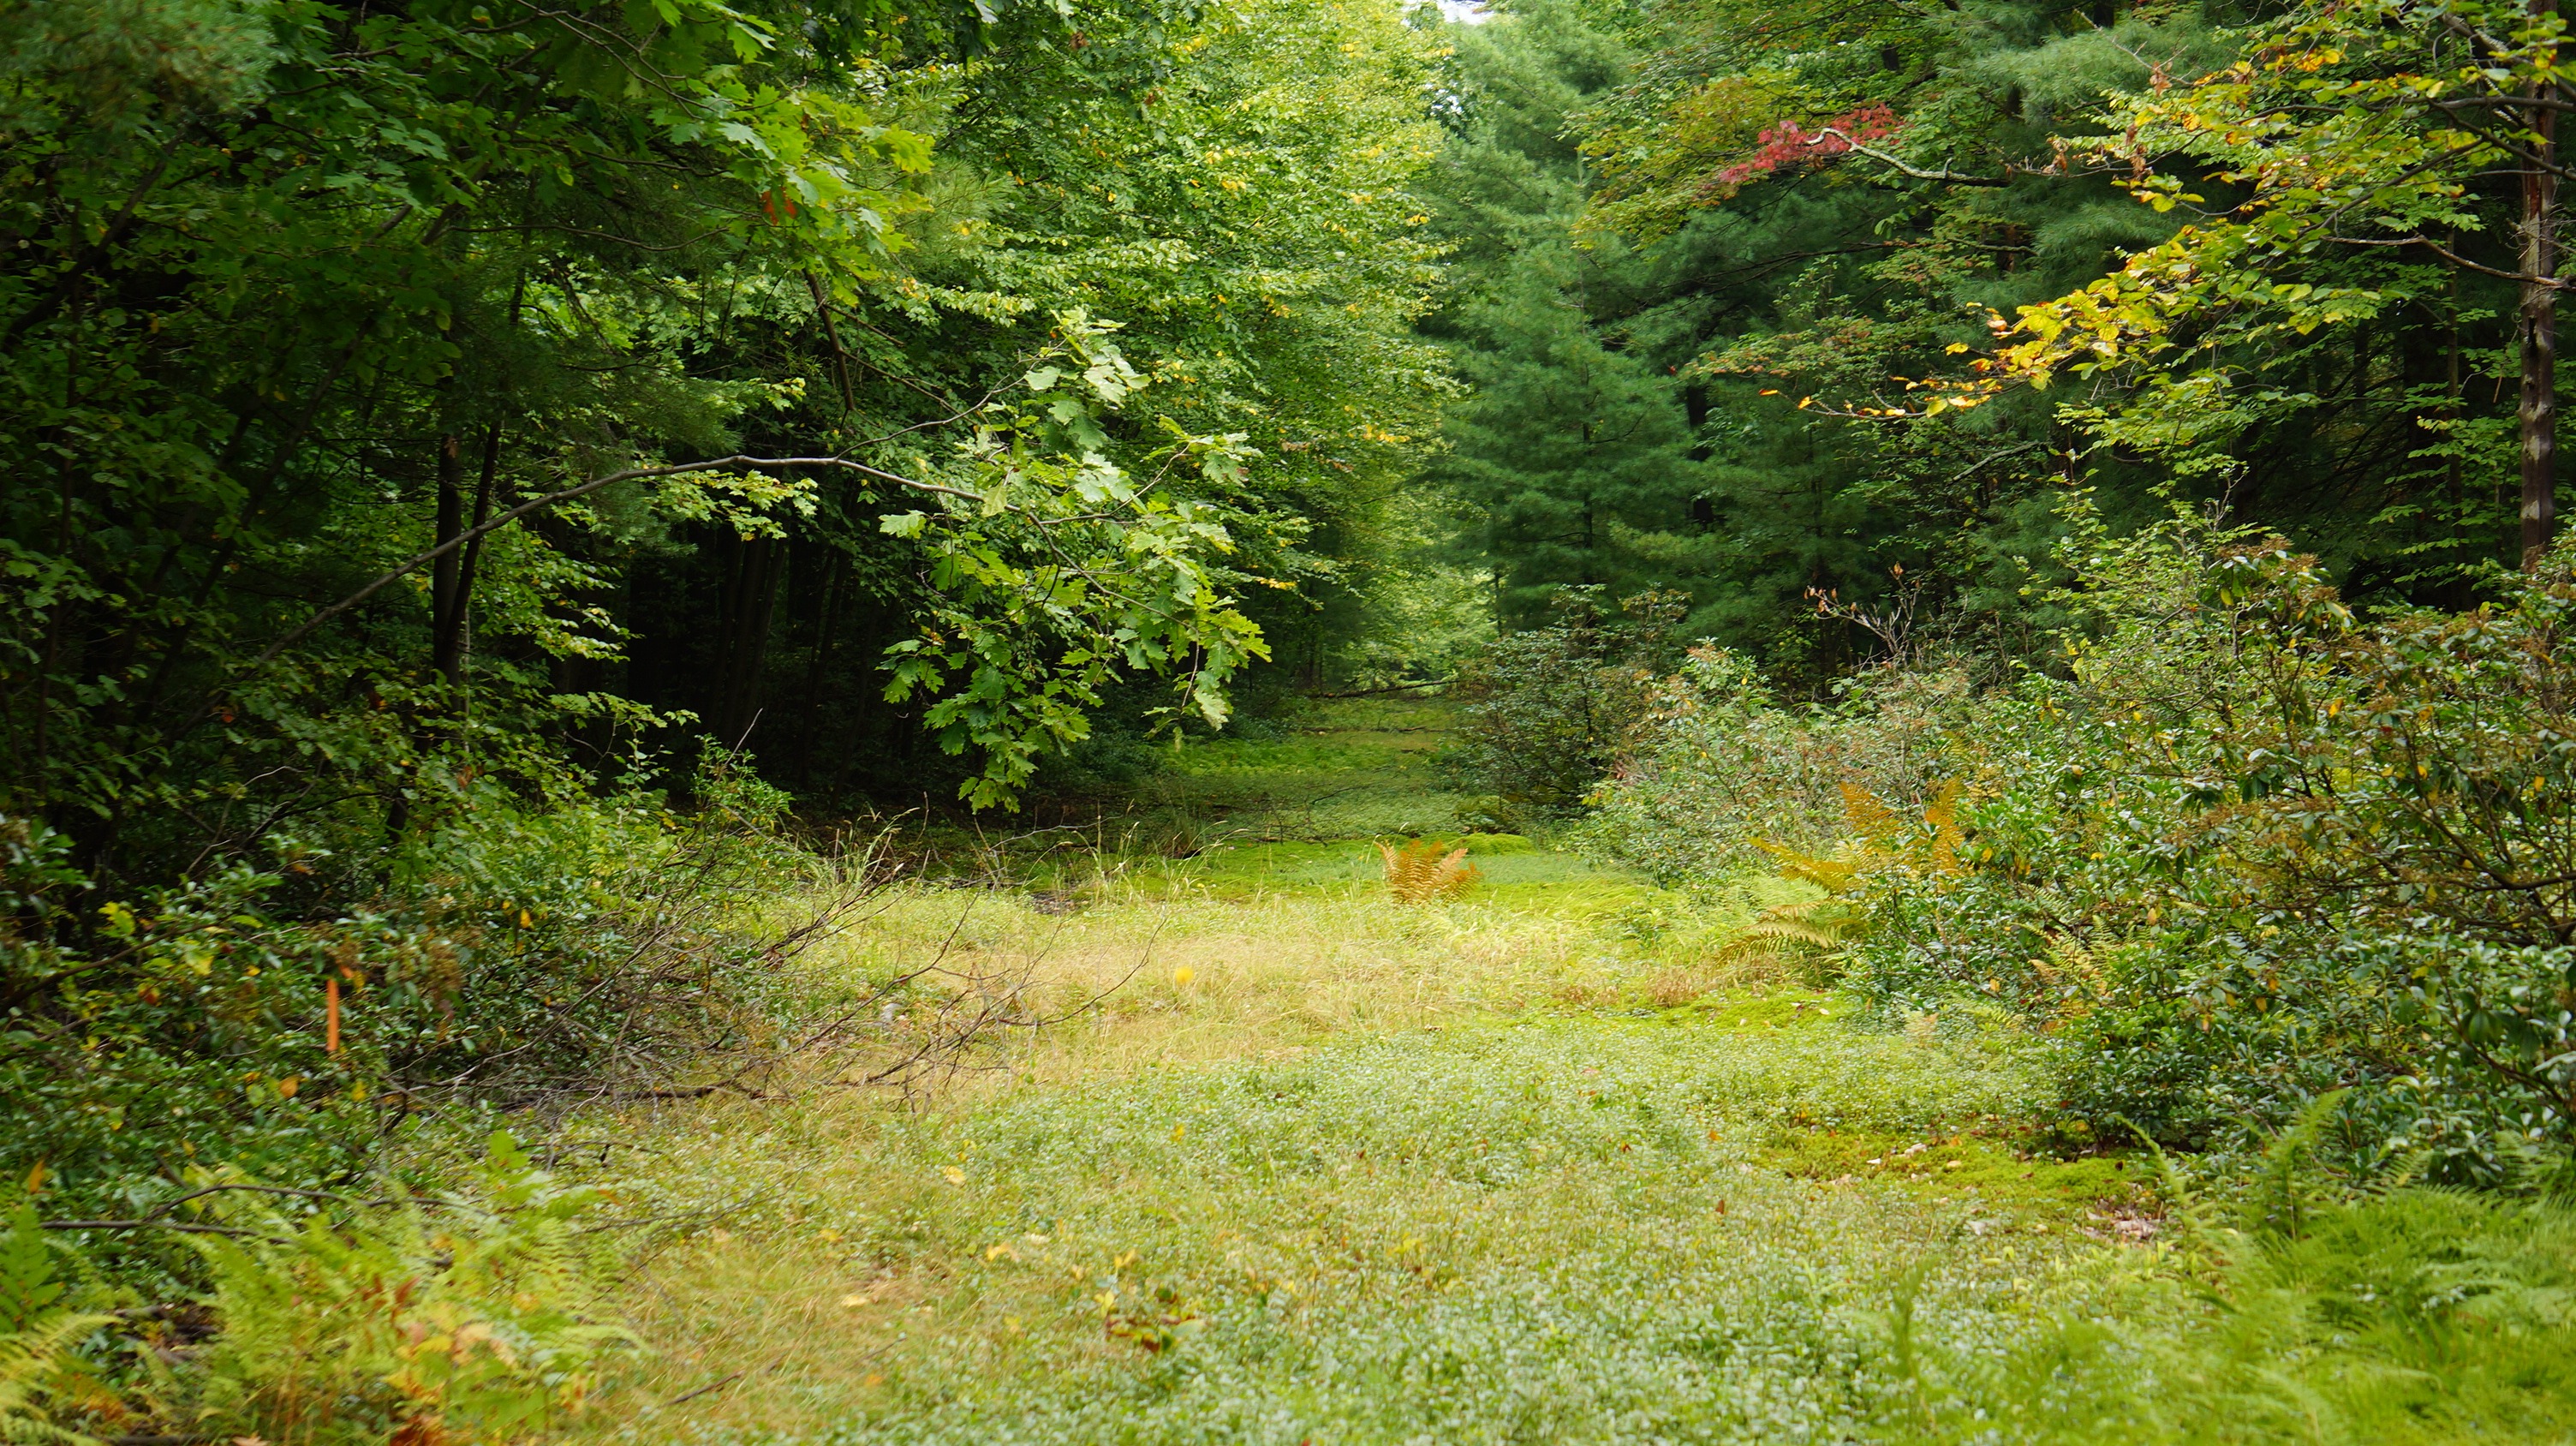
[0,1311,109,1446]
[1714,778,1966,977]
[2244,1090,2354,1241]
[178,1135,635,1444]
[1377,840,1481,904]
[1708,897,1864,977]
[0,1205,63,1335]
[0,1203,104,1446]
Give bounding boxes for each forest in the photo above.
[4,0,2575,1441]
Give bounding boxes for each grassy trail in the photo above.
[575,702,2162,1444]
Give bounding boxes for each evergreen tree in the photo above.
[1422,1,1708,626]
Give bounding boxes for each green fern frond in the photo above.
[1710,899,1862,968]
[0,1312,110,1446]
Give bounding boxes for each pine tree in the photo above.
[1422,1,1708,625]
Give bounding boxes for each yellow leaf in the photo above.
[942,1166,966,1184]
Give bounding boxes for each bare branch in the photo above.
[1810,128,2014,188]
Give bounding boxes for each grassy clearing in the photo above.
[1136,697,1470,843]
[570,914,2086,1444]
[553,701,2576,1445]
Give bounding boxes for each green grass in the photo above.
[581,1015,2096,1445]
[1138,696,1475,843]
[559,700,2576,1446]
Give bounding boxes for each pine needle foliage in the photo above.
[1377,840,1482,905]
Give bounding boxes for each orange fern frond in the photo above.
[1378,839,1481,904]
[1840,781,1901,841]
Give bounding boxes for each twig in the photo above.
[668,1368,749,1405]
[1808,128,2014,188]
[42,1221,287,1242]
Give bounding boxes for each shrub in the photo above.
[1576,648,1971,884]
[1440,588,1685,817]
[1577,502,2576,1179]
[2,762,873,1252]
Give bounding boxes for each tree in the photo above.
[1991,0,2576,571]
[0,0,1455,880]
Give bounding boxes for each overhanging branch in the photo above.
[1810,128,2014,188]
[247,454,987,670]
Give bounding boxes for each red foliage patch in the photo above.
[1714,104,1905,188]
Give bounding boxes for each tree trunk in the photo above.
[714,531,785,749]
[432,427,501,689]
[430,433,466,676]
[2522,3,2560,570]
[793,541,845,778]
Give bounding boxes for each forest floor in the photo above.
[560,700,2181,1444]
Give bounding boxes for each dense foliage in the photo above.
[1585,512,2576,1181]
[0,0,1452,877]
[1423,0,2559,685]
[13,0,2576,1434]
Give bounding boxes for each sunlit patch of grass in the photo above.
[1133,697,1473,843]
[1757,1125,2159,1220]
[808,885,1615,1079]
[1171,834,1658,917]
[570,1013,2091,1444]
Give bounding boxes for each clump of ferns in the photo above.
[1378,838,1482,904]
[1712,780,1966,981]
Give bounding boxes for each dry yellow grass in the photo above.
[562,881,1649,1438]
[797,881,1619,1084]
[1643,966,1712,1008]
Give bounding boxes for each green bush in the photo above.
[2,761,862,1246]
[1579,505,2576,1180]
[1440,587,1685,817]
[1574,647,1972,883]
